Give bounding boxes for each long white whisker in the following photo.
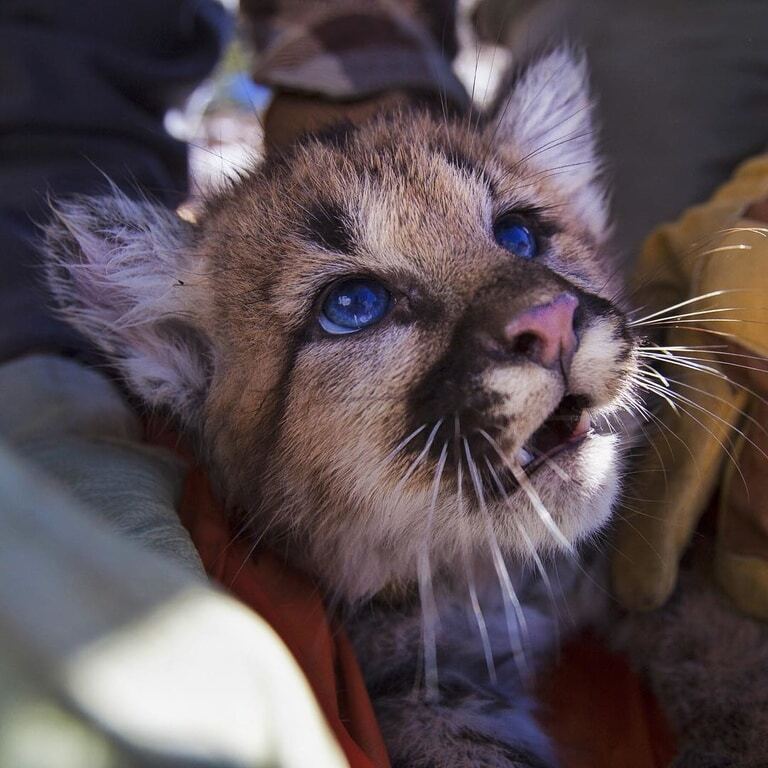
[631,370,681,416]
[462,437,529,678]
[639,349,768,408]
[698,243,753,256]
[638,362,673,389]
[632,377,748,491]
[624,409,676,492]
[659,326,741,340]
[637,318,768,328]
[718,225,768,237]
[659,374,768,441]
[629,289,748,326]
[484,457,561,649]
[477,430,574,554]
[639,344,768,362]
[384,423,427,464]
[639,351,768,402]
[631,305,765,326]
[544,455,571,481]
[465,552,498,686]
[417,440,449,702]
[455,438,498,685]
[639,353,768,412]
[394,418,444,492]
[640,350,721,376]
[635,372,768,464]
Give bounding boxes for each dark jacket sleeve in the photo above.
[0,0,231,361]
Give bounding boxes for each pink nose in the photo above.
[503,293,579,369]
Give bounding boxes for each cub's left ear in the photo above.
[42,192,213,425]
[487,48,607,238]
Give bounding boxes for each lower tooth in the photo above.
[574,410,591,436]
[516,447,534,466]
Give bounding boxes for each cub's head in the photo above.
[45,50,637,599]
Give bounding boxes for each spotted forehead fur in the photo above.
[202,111,610,333]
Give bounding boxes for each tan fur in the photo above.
[45,102,637,601]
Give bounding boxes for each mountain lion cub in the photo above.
[43,49,768,767]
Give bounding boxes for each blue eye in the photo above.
[493,217,538,259]
[319,278,391,335]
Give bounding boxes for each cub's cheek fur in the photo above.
[260,430,620,601]
[501,433,620,552]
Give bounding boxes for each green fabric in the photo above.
[0,353,348,767]
[0,354,204,576]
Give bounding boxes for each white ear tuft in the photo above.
[43,192,212,422]
[489,47,608,237]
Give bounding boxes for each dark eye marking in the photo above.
[438,146,496,194]
[442,147,477,176]
[303,202,354,253]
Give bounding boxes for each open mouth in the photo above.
[515,393,592,472]
[407,393,595,500]
[481,394,592,498]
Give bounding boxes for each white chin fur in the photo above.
[316,433,620,601]
[493,432,620,555]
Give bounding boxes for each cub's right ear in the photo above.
[43,193,213,425]
[487,47,607,239]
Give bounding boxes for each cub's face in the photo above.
[46,51,638,599]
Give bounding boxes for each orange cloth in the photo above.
[161,436,675,768]
[537,638,676,768]
[177,464,392,768]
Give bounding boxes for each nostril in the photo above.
[510,331,541,359]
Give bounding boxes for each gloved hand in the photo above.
[612,154,768,619]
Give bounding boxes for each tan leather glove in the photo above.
[263,85,461,154]
[264,90,416,153]
[613,155,768,619]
